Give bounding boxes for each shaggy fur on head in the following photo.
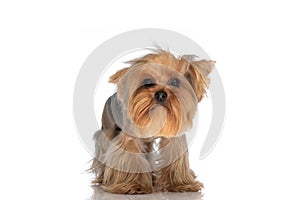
[91,49,215,194]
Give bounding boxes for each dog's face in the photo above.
[109,50,215,138]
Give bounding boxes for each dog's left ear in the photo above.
[108,67,130,84]
[185,60,215,101]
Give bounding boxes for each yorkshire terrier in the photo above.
[91,49,215,194]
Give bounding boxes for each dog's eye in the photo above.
[142,78,155,86]
[169,78,180,87]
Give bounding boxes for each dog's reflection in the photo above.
[92,186,203,200]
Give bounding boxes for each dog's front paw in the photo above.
[101,168,153,194]
[102,182,153,194]
[162,180,203,192]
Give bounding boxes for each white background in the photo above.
[0,1,299,200]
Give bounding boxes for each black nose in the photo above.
[155,91,168,102]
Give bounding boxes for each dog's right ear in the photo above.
[185,60,215,102]
[108,67,130,84]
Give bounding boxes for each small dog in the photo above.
[91,49,215,194]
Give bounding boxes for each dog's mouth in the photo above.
[149,103,166,111]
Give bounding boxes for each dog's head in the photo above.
[109,49,215,138]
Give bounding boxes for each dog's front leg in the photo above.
[155,135,203,192]
[101,132,153,194]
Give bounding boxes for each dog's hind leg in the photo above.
[91,95,121,185]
